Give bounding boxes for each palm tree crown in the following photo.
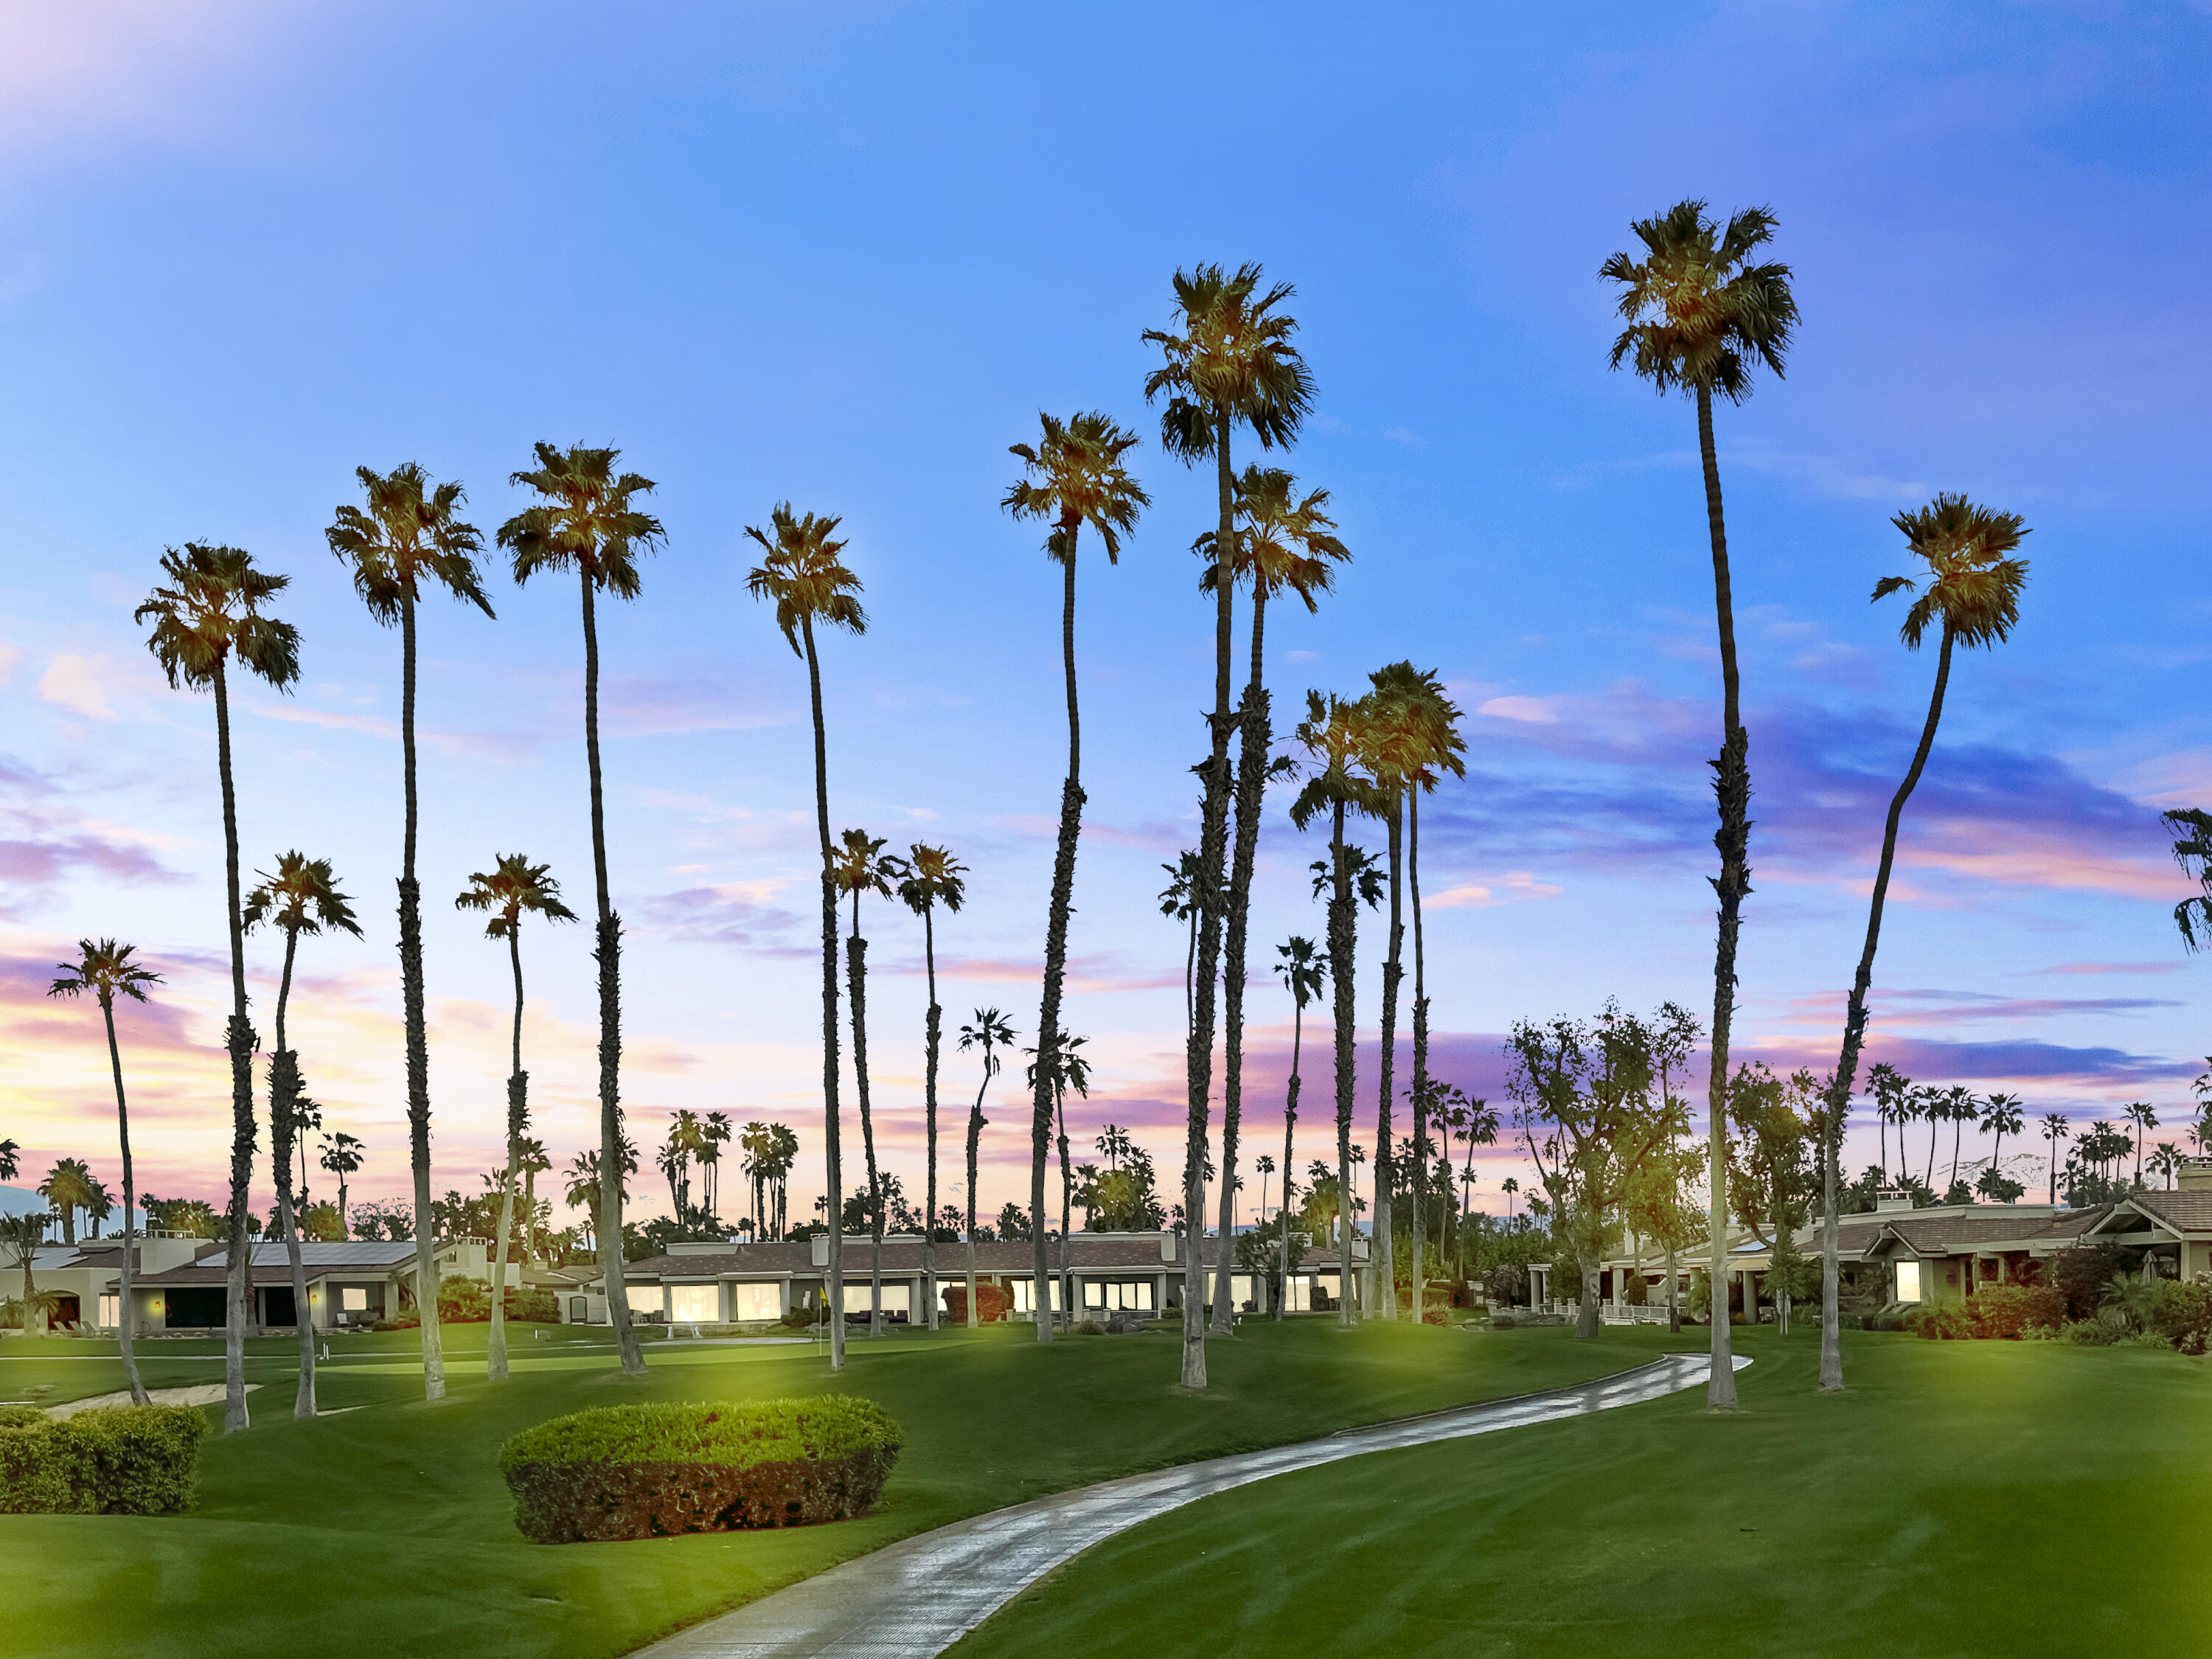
[1877,494,2030,649]
[498,444,664,593]
[326,463,495,622]
[1142,263,1315,457]
[50,939,161,1009]
[135,544,302,693]
[745,505,866,651]
[897,844,968,922]
[1601,199,1798,403]
[1004,412,1150,564]
[456,854,580,937]
[1196,465,1349,613]
[243,852,365,943]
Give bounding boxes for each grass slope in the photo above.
[0,1318,1629,1659]
[950,1324,2212,1659]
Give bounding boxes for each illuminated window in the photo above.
[1895,1261,1922,1303]
[731,1283,781,1321]
[1010,1279,1063,1312]
[97,1295,119,1328]
[669,1284,719,1324]
[341,1287,368,1312]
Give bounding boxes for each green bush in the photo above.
[1907,1303,1975,1340]
[0,1405,47,1429]
[0,1404,206,1514]
[2146,1276,2212,1354]
[499,1395,901,1544]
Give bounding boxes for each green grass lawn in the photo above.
[948,1324,2212,1659]
[0,1318,1634,1659]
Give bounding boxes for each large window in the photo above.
[1010,1279,1063,1313]
[97,1295,119,1329]
[842,1282,911,1315]
[732,1282,781,1322]
[1895,1260,1922,1303]
[1081,1281,1154,1311]
[669,1284,720,1324]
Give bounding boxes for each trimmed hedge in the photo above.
[0,1404,209,1514]
[498,1396,901,1544]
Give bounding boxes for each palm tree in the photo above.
[2149,1141,2183,1190]
[745,503,864,1372]
[319,1133,364,1238]
[1602,201,1796,1411]
[38,1159,97,1247]
[1274,936,1327,1321]
[1253,1153,1276,1231]
[1,1214,49,1333]
[455,854,577,1382]
[47,941,160,1402]
[698,1111,732,1224]
[1200,467,1350,1332]
[327,462,495,1401]
[1158,852,1204,1041]
[1144,266,1314,1386]
[2124,1102,2159,1186]
[515,1136,552,1262]
[833,827,909,1337]
[897,843,967,1331]
[1941,1085,1978,1192]
[1005,411,1149,1350]
[1814,493,2029,1388]
[500,443,663,1380]
[2042,1113,2071,1205]
[957,1009,1015,1329]
[242,853,362,1416]
[1026,1035,1093,1324]
[1291,692,1386,1329]
[136,542,300,1433]
[1366,663,1465,1325]
[1980,1093,2025,1192]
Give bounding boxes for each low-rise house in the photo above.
[125,1237,577,1332]
[21,1233,213,1329]
[571,1230,1376,1325]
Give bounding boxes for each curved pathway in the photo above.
[639,1349,1751,1659]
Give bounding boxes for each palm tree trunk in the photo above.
[1376,795,1404,1320]
[1180,410,1239,1386]
[271,930,316,1418]
[1329,801,1358,1327]
[922,906,941,1331]
[393,591,448,1401]
[1213,591,1271,1331]
[795,618,846,1370]
[489,925,526,1383]
[847,917,885,1339]
[966,1061,988,1329]
[579,574,647,1377]
[1694,380,1746,1411]
[1818,625,1955,1389]
[1057,1086,1074,1319]
[1032,527,1086,1345]
[1410,790,1430,1327]
[1277,1006,1301,1322]
[102,993,149,1405]
[210,660,257,1434]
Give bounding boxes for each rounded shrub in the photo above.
[0,1403,206,1514]
[498,1395,902,1544]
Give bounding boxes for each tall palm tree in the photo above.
[698,1111,732,1223]
[1291,692,1385,1328]
[1602,201,1796,1411]
[1980,1093,2025,1192]
[455,855,577,1382]
[1145,265,1314,1388]
[897,843,967,1331]
[501,443,662,1380]
[833,827,909,1336]
[1004,411,1148,1349]
[2042,1113,2070,1204]
[1366,665,1465,1325]
[47,940,160,1403]
[745,503,865,1372]
[1158,852,1203,1040]
[2125,1102,2159,1185]
[1199,467,1349,1331]
[516,1136,552,1262]
[319,1132,364,1238]
[136,542,300,1433]
[1026,1034,1093,1324]
[957,1009,1015,1329]
[1273,936,1327,1321]
[242,852,362,1416]
[328,462,495,1400]
[1814,493,2028,1389]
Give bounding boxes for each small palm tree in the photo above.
[747,504,865,1371]
[1158,851,1205,1040]
[319,1133,364,1238]
[2124,1102,2159,1186]
[833,827,910,1336]
[1817,493,2029,1388]
[456,855,577,1382]
[1980,1093,2025,1190]
[2042,1113,2071,1205]
[2149,1141,2183,1190]
[243,852,362,1416]
[1005,411,1148,1349]
[1291,691,1387,1329]
[1602,201,1796,1412]
[1200,467,1350,1333]
[1273,936,1328,1321]
[136,542,299,1434]
[48,942,159,1402]
[327,462,493,1402]
[501,443,663,1380]
[897,844,967,1330]
[1,1214,49,1332]
[1025,1034,1093,1324]
[515,1137,552,1262]
[1144,265,1313,1388]
[38,1159,98,1247]
[956,1009,1016,1329]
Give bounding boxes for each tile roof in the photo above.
[2112,1191,2212,1234]
[617,1234,1352,1279]
[1871,1206,2111,1256]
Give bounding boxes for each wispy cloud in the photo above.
[1549,446,1928,503]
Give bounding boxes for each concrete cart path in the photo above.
[639,1349,1753,1659]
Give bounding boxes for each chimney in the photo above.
[810,1234,830,1267]
[1876,1189,1913,1212]
[2180,1158,2212,1193]
[1161,1231,1177,1263]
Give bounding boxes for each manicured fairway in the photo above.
[0,1318,1632,1659]
[949,1326,2212,1659]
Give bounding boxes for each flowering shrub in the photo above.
[940,1283,1013,1324]
[499,1396,901,1543]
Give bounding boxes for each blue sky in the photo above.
[3,1,2209,1228]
